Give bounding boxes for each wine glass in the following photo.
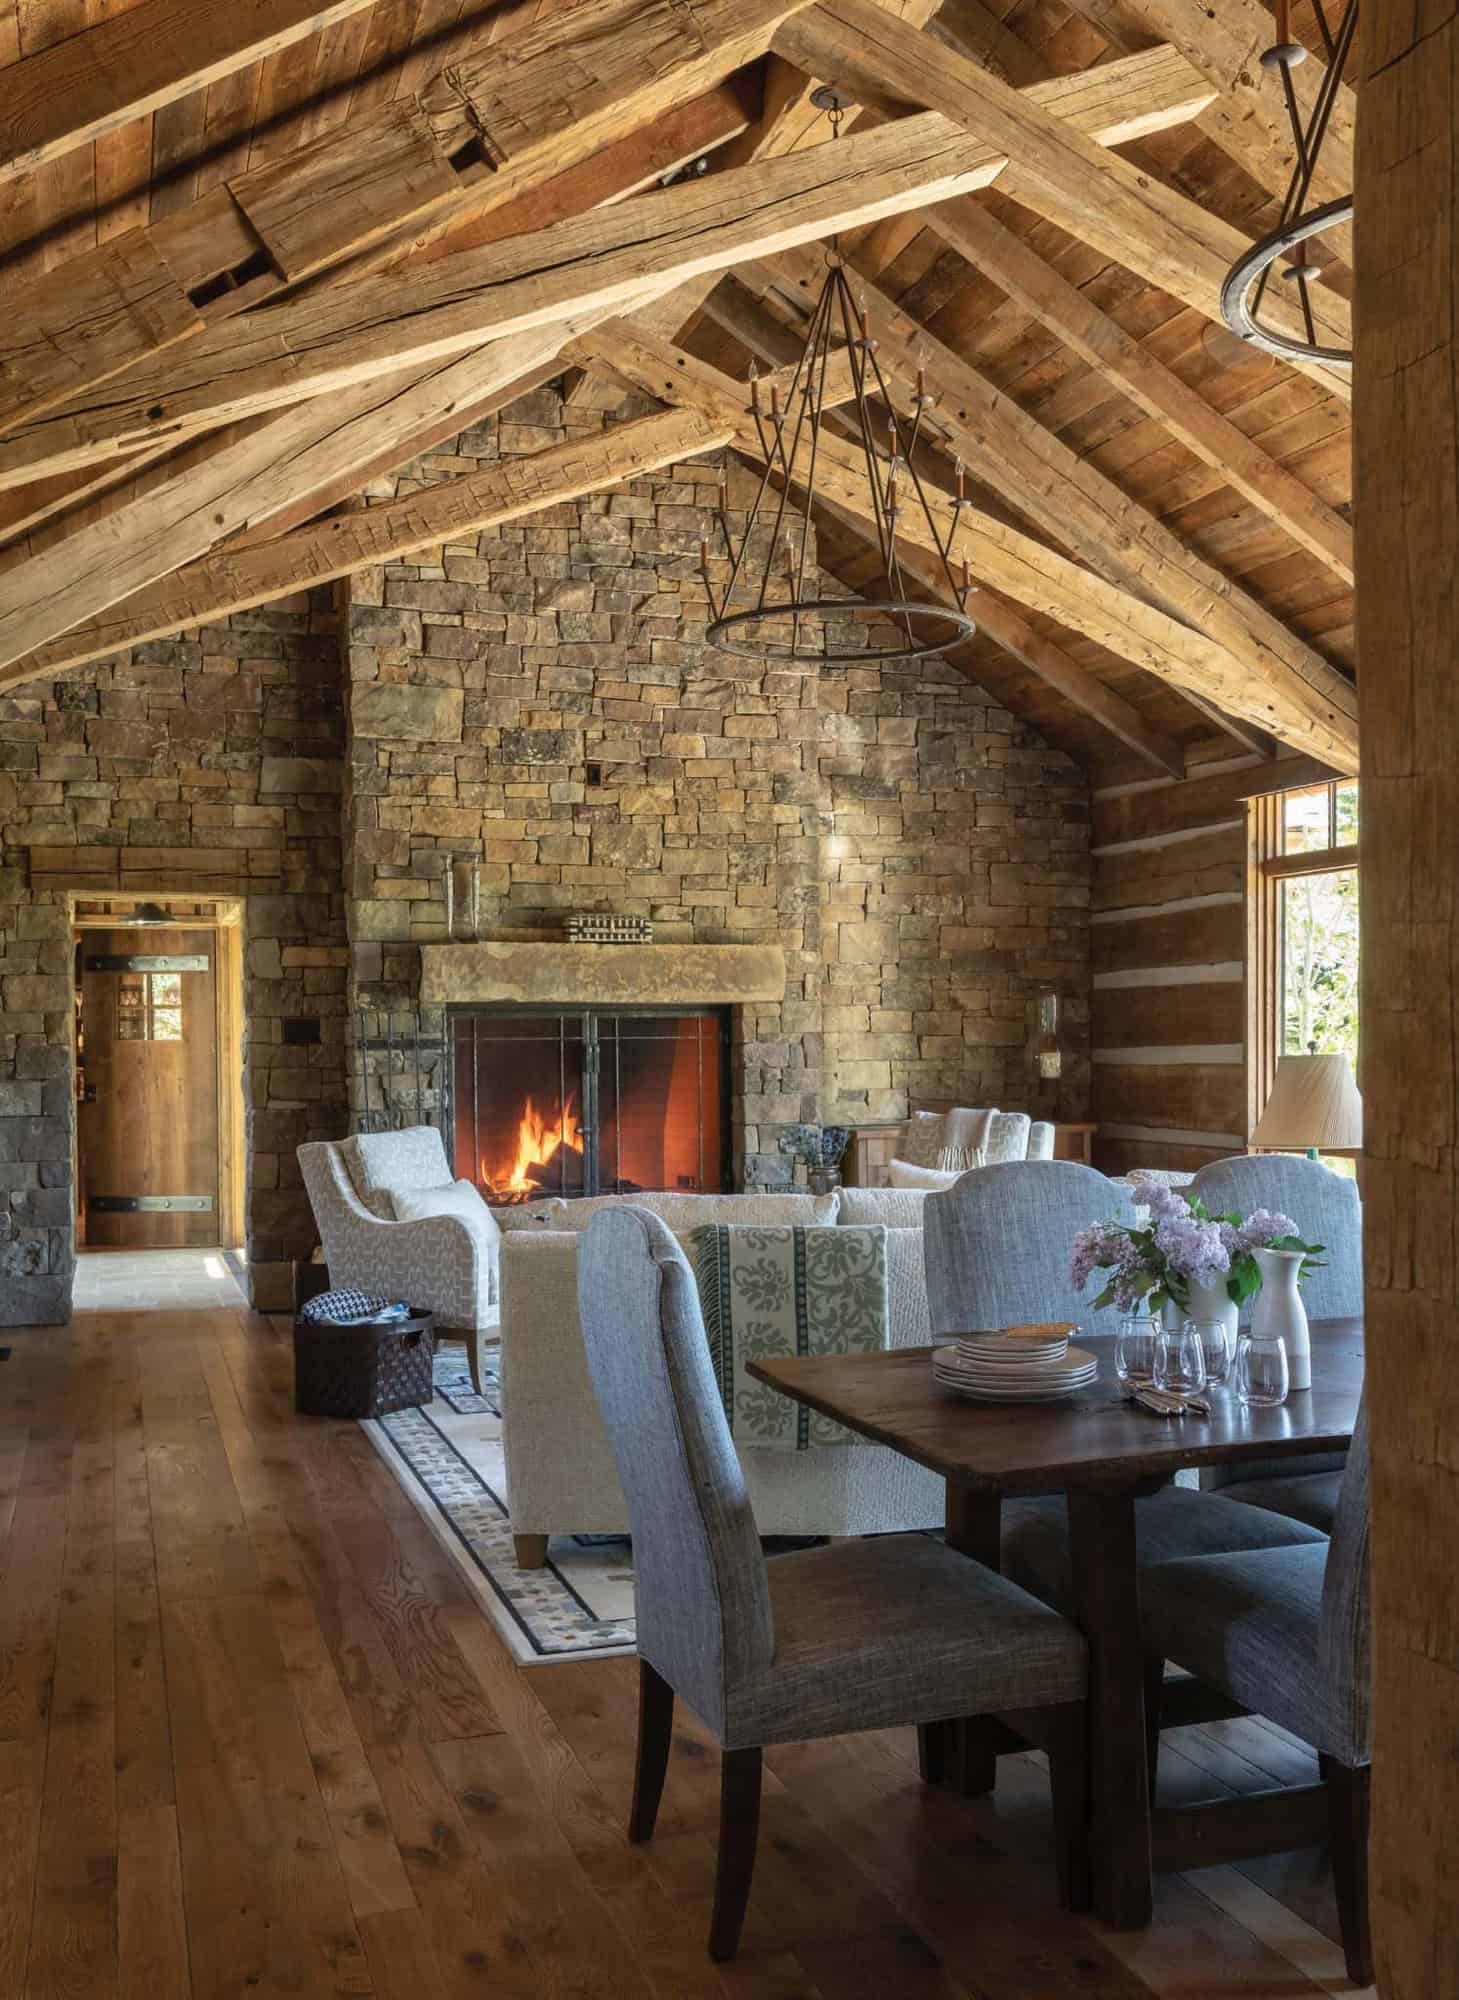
[1235,1332,1290,1408]
[1186,1317,1232,1386]
[1115,1315,1158,1388]
[1154,1323,1207,1397]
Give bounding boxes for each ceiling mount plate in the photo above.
[809,83,855,113]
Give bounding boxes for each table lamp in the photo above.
[1251,1053,1363,1158]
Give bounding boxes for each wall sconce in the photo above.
[1035,991,1063,1081]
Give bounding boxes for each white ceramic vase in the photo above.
[1251,1245,1311,1391]
[1185,1273,1240,1348]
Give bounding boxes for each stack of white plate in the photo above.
[933,1324,1098,1403]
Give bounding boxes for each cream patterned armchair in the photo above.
[896,1107,1056,1172]
[297,1127,499,1389]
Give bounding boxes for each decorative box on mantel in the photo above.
[418,941,787,1008]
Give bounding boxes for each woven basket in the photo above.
[293,1308,435,1419]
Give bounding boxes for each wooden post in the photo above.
[1355,12,1459,1994]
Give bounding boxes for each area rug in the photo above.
[360,1348,637,1666]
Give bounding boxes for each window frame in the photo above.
[1246,780,1360,1143]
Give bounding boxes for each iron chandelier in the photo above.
[1220,0,1356,368]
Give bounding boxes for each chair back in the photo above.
[297,1140,369,1269]
[923,1161,1138,1339]
[577,1207,773,1736]
[1320,1394,1371,1764]
[1189,1155,1362,1321]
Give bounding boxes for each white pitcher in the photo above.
[1251,1246,1311,1392]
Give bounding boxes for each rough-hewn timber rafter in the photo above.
[0,408,734,685]
[772,0,1352,399]
[569,323,1358,769]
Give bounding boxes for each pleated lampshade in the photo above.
[1252,1054,1363,1151]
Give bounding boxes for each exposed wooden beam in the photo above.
[567,324,1358,769]
[923,198,1353,583]
[3,408,734,684]
[0,329,581,668]
[0,0,804,431]
[772,0,1352,398]
[0,0,383,186]
[0,112,1027,489]
[755,245,1356,729]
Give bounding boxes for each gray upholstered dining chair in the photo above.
[576,1205,1092,1961]
[1140,1398,1372,1984]
[1188,1154,1363,1532]
[922,1164,1327,1756]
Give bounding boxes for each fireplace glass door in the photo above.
[451,1007,728,1203]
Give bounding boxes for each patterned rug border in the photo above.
[359,1398,637,1667]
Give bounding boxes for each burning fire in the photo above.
[483,1096,582,1198]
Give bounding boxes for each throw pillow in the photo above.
[391,1179,500,1253]
[836,1185,928,1228]
[689,1223,888,1450]
[900,1110,947,1168]
[888,1157,965,1190]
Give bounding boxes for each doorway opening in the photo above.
[72,896,246,1254]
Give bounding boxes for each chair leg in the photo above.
[708,1747,762,1962]
[949,1717,999,1796]
[466,1331,485,1397]
[628,1660,674,1845]
[1046,1700,1092,1914]
[917,1720,947,1786]
[1326,1761,1373,1986]
[512,1533,549,1570]
[1142,1657,1165,1793]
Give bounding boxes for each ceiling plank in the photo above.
[0,113,1043,488]
[3,406,734,683]
[755,245,1356,727]
[0,0,384,186]
[772,0,1352,399]
[567,322,1358,768]
[923,197,1353,584]
[0,0,804,431]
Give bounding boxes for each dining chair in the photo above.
[1139,1398,1372,1984]
[1188,1154,1363,1531]
[576,1205,1092,1961]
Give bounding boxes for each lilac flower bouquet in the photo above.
[1070,1182,1325,1317]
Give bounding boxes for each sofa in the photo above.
[298,1127,501,1388]
[500,1184,944,1566]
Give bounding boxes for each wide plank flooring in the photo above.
[0,1296,1372,1998]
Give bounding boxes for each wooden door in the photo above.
[77,928,220,1248]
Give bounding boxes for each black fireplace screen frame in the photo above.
[446,1003,732,1200]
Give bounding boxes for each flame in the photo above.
[482,1095,582,1198]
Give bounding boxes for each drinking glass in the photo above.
[1235,1332,1289,1408]
[1115,1315,1158,1387]
[1154,1323,1207,1397]
[1187,1316,1232,1386]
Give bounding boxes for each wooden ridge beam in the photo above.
[1,407,733,685]
[0,0,383,186]
[772,0,1352,399]
[0,113,1046,490]
[569,323,1357,769]
[754,245,1356,728]
[921,198,1354,584]
[0,327,587,670]
[0,0,803,432]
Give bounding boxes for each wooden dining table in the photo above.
[749,1316,1365,1930]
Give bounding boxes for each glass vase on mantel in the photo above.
[1250,1246,1311,1391]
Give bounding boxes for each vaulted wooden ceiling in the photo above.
[0,0,1357,784]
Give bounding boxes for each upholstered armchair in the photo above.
[899,1106,1056,1171]
[298,1126,499,1389]
[576,1206,1091,1960]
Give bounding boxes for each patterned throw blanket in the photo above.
[688,1224,889,1450]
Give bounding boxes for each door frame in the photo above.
[70,893,246,1252]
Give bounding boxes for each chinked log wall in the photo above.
[1090,753,1333,1178]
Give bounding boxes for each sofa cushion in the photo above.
[889,1157,963,1190]
[545,1189,840,1234]
[392,1177,501,1252]
[341,1127,453,1209]
[837,1186,927,1228]
[493,1197,570,1231]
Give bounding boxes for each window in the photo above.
[117,970,184,1041]
[1248,779,1360,1143]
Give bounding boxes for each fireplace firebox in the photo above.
[450,1006,730,1203]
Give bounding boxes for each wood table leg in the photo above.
[943,1482,1002,1795]
[1067,1484,1152,1929]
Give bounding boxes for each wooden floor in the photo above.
[0,1297,1373,1999]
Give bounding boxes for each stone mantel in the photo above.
[418,941,787,1008]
